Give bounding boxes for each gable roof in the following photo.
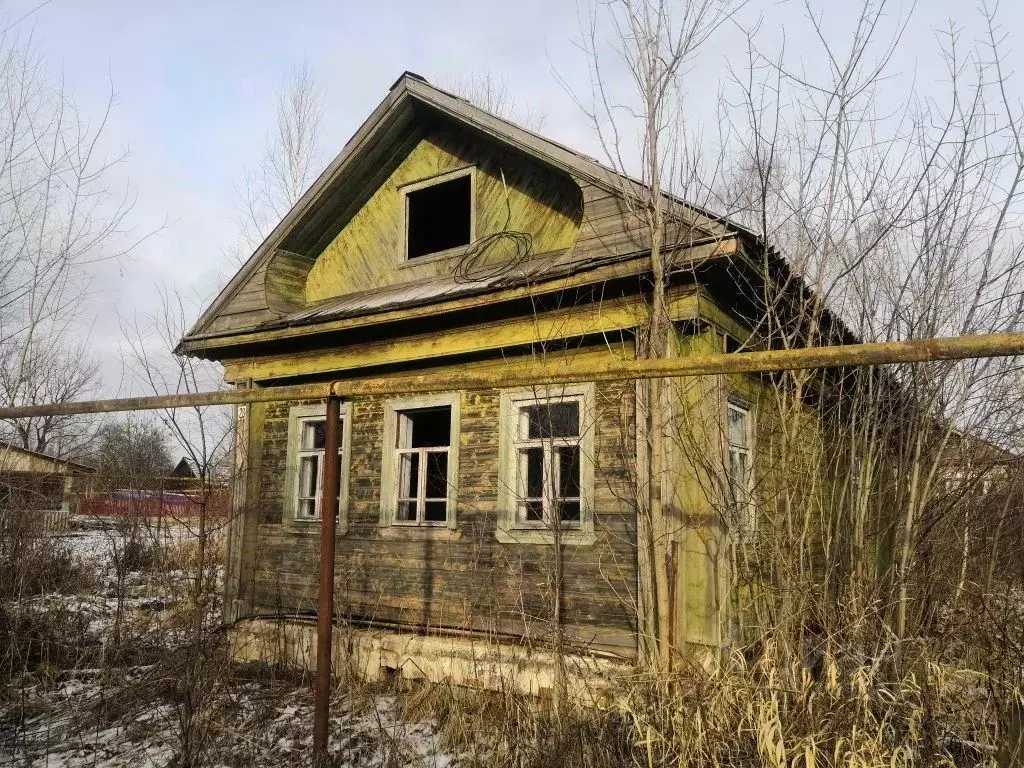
[179,71,743,352]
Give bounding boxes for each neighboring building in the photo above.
[0,442,94,476]
[0,441,95,530]
[176,73,837,692]
[171,457,197,479]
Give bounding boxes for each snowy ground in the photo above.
[0,516,457,767]
[3,672,455,767]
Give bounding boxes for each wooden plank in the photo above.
[246,374,638,652]
[224,290,697,383]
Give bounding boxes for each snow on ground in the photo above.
[2,672,455,767]
[0,516,458,767]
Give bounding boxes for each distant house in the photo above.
[0,442,95,530]
[171,457,196,478]
[0,442,94,476]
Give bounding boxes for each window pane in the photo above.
[559,500,581,522]
[425,451,448,499]
[728,406,748,448]
[520,447,543,499]
[557,445,581,498]
[298,455,319,499]
[397,501,417,522]
[398,452,419,500]
[729,448,749,499]
[424,501,447,522]
[523,402,579,439]
[298,498,316,518]
[402,407,452,448]
[301,420,326,451]
[519,500,544,522]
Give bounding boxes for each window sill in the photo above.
[283,517,348,536]
[496,527,596,546]
[376,525,462,541]
[397,245,468,269]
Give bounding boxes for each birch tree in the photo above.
[576,0,737,668]
[234,61,324,260]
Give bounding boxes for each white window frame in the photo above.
[400,166,476,263]
[379,392,461,530]
[726,400,756,537]
[283,403,353,532]
[497,383,596,546]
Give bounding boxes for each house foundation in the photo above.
[227,618,628,705]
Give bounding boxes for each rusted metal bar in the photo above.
[0,332,1023,419]
[0,383,333,418]
[313,395,340,763]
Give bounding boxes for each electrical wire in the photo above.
[453,168,535,285]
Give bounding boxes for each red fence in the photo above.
[79,489,229,520]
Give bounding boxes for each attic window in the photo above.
[404,170,473,259]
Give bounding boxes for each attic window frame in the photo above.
[400,166,476,263]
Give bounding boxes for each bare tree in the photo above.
[0,33,133,458]
[0,339,100,458]
[443,71,547,130]
[576,0,1024,758]
[121,284,231,638]
[575,0,737,668]
[93,417,174,481]
[234,61,324,261]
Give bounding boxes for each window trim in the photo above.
[379,392,461,530]
[400,166,476,263]
[497,383,596,546]
[725,399,755,537]
[283,402,353,532]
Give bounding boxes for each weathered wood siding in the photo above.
[247,364,638,655]
[197,144,650,337]
[305,128,584,303]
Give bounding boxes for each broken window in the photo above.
[393,406,452,525]
[726,401,755,534]
[514,399,583,525]
[497,385,595,545]
[294,415,344,520]
[405,172,472,259]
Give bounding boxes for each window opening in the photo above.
[394,406,452,524]
[295,416,343,520]
[406,174,472,259]
[726,402,754,533]
[514,399,582,525]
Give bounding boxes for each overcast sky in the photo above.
[5,0,1022,397]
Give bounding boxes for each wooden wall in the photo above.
[304,127,584,303]
[195,137,648,338]
[244,371,639,656]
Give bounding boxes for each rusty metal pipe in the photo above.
[313,395,341,762]
[0,332,1022,419]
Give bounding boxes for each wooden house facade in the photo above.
[179,73,768,687]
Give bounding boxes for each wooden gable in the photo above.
[179,72,737,355]
[304,126,582,303]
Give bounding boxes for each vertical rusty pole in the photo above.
[313,395,340,763]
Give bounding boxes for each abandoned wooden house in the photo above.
[177,72,792,693]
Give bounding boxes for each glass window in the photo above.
[294,416,343,520]
[393,406,452,525]
[514,397,583,526]
[726,402,754,533]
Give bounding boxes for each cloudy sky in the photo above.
[6,0,1021,397]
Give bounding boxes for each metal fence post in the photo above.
[313,395,341,762]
